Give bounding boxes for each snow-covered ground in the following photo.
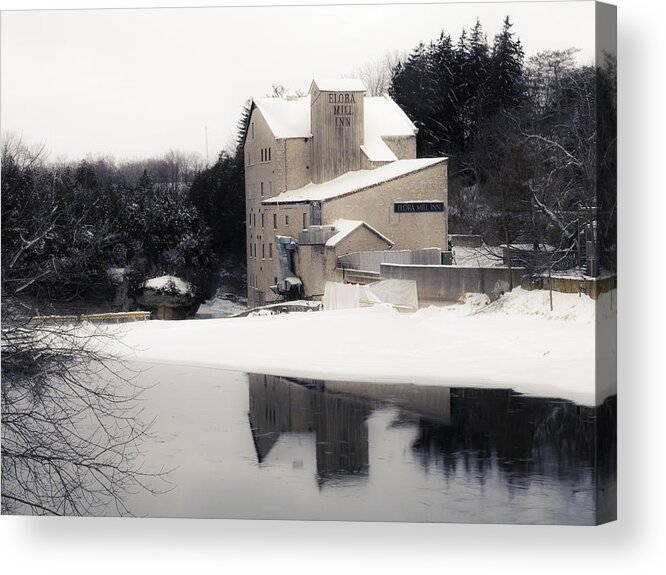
[195,293,247,319]
[103,288,616,407]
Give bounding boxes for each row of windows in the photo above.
[248,242,274,259]
[245,145,272,167]
[248,212,307,229]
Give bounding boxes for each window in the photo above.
[273,214,277,229]
[269,243,273,259]
[261,213,265,228]
[268,147,271,161]
[261,149,264,162]
[303,212,307,229]
[285,215,289,226]
[262,244,265,259]
[261,182,264,197]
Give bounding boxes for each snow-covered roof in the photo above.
[252,97,311,140]
[362,95,418,161]
[263,158,446,204]
[325,219,394,248]
[310,78,367,92]
[251,95,417,155]
[143,275,193,296]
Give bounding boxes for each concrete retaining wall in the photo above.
[524,274,616,300]
[380,263,524,303]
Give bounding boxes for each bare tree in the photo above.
[1,309,164,515]
[349,50,407,96]
[1,137,167,515]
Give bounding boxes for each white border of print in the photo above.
[1,1,663,574]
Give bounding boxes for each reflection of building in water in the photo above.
[247,374,452,485]
[324,381,450,425]
[248,374,370,484]
[248,374,316,464]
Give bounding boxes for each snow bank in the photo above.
[104,288,615,407]
[196,293,246,319]
[477,287,596,323]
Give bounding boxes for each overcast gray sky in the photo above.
[1,1,596,161]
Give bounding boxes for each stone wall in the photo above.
[322,160,448,251]
[524,274,617,300]
[382,136,417,160]
[380,263,524,303]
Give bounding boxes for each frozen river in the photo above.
[101,362,615,525]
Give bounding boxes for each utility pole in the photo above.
[205,126,209,168]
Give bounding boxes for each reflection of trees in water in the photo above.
[412,389,616,493]
[1,312,167,516]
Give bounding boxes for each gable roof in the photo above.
[262,157,446,205]
[251,94,418,160]
[252,97,311,140]
[325,219,394,248]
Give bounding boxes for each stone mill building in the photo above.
[243,78,448,307]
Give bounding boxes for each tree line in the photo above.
[0,139,228,314]
[389,17,616,273]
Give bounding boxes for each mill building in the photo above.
[244,78,448,307]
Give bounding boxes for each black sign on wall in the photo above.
[394,202,445,213]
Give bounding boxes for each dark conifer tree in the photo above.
[390,42,440,156]
[487,16,525,113]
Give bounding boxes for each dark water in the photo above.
[120,365,616,524]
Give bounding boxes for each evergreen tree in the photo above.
[390,42,440,156]
[487,16,525,113]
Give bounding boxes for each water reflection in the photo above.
[109,365,615,523]
[249,377,370,485]
[248,373,616,523]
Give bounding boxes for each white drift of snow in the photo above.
[103,287,616,407]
